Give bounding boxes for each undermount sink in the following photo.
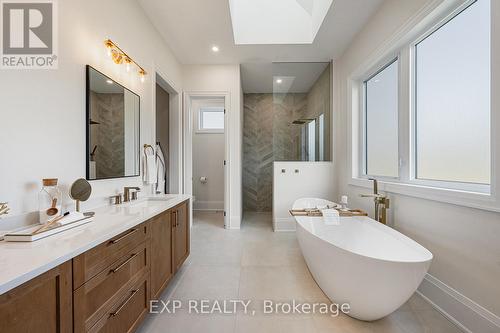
[126,200,156,209]
[122,196,177,210]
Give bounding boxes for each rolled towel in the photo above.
[321,208,340,225]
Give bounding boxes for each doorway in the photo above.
[154,72,182,195]
[156,83,169,194]
[184,93,230,228]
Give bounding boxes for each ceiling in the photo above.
[241,62,330,93]
[137,0,384,64]
[228,0,334,45]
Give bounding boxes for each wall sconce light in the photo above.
[104,39,147,82]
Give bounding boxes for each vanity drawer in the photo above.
[88,273,149,333]
[73,222,150,288]
[74,241,149,333]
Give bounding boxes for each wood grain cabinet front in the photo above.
[73,222,150,289]
[173,200,190,272]
[88,272,150,333]
[74,241,150,332]
[0,261,73,333]
[150,210,174,300]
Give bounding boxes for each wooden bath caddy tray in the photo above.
[289,208,368,217]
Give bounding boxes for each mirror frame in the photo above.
[85,65,141,181]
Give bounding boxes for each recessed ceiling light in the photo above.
[211,45,219,53]
[106,79,113,84]
[276,78,283,84]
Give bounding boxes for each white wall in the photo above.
[0,0,183,229]
[273,162,335,231]
[182,65,243,228]
[192,99,225,210]
[333,0,500,331]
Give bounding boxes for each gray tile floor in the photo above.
[138,211,463,333]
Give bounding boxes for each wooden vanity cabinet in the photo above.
[150,200,190,299]
[172,200,190,272]
[0,261,73,333]
[73,241,150,333]
[0,199,190,333]
[73,224,150,290]
[150,210,174,299]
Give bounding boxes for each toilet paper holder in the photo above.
[200,177,208,184]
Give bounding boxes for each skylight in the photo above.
[228,0,334,45]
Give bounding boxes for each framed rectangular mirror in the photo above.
[86,65,140,180]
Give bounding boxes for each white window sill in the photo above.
[195,130,224,134]
[349,177,500,213]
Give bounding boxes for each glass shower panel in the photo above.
[318,114,324,161]
[308,119,316,161]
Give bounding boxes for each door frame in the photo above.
[183,91,230,228]
[152,66,183,195]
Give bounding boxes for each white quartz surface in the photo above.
[0,194,191,295]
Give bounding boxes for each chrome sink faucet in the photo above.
[124,187,141,202]
[360,178,390,224]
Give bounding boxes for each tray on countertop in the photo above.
[3,216,94,242]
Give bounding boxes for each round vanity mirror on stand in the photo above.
[70,178,94,216]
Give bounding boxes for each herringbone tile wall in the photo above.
[243,64,331,212]
[90,92,125,179]
[243,93,307,212]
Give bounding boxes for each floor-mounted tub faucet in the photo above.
[360,178,390,224]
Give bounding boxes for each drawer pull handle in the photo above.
[172,211,177,227]
[110,289,139,317]
[110,228,138,244]
[110,253,138,274]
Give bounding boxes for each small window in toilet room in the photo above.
[199,107,225,132]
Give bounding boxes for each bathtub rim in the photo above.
[295,215,433,265]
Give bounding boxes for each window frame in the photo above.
[408,0,491,194]
[197,106,225,134]
[349,0,499,212]
[361,56,401,180]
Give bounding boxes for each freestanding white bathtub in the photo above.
[293,198,433,321]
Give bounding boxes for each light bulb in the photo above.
[140,75,145,83]
[139,70,146,83]
[104,40,113,57]
[126,62,131,72]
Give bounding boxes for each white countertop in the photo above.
[0,194,191,295]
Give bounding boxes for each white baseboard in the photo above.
[193,200,223,211]
[418,274,500,333]
[273,217,296,232]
